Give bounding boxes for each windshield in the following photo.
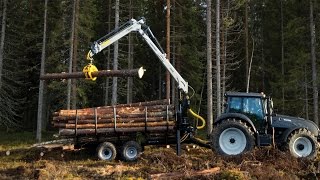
[228,96,264,120]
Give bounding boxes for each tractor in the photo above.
[211,92,319,159]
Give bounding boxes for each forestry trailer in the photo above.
[52,18,319,161]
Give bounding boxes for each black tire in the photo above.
[211,119,255,156]
[96,142,117,161]
[287,129,318,159]
[120,141,142,162]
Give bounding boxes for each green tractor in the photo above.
[211,92,319,159]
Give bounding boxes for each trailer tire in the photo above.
[211,119,255,156]
[287,129,317,159]
[97,142,117,161]
[120,141,141,162]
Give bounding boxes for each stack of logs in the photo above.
[52,99,176,136]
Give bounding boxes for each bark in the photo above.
[0,0,7,88]
[40,68,145,80]
[310,0,318,125]
[36,0,48,142]
[206,0,213,135]
[111,0,119,105]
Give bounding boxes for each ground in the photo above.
[0,131,319,179]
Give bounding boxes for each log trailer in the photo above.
[50,18,320,161]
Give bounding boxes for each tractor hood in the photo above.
[271,114,319,137]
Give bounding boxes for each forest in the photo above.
[1,0,320,179]
[0,0,319,140]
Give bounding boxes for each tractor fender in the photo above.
[214,113,257,133]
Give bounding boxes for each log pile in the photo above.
[52,99,176,136]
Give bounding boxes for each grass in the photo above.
[0,130,55,150]
[0,130,319,179]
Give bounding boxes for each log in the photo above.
[40,67,145,80]
[59,126,175,136]
[149,167,220,179]
[52,111,175,121]
[53,121,175,129]
[53,103,173,116]
[65,117,171,124]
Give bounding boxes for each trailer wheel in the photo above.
[96,142,117,161]
[287,129,317,159]
[211,119,255,156]
[121,141,141,162]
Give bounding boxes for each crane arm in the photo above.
[86,18,188,94]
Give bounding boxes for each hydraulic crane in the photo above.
[83,18,207,155]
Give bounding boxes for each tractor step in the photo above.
[257,134,272,146]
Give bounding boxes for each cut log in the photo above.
[40,67,145,80]
[53,111,175,121]
[59,126,175,136]
[65,117,171,124]
[53,104,173,117]
[53,121,175,129]
[53,99,176,137]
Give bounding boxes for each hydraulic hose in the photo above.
[188,109,206,129]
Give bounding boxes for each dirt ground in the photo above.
[0,143,319,180]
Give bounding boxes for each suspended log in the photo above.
[59,126,175,136]
[40,67,145,80]
[53,121,175,129]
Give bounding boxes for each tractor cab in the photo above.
[224,92,269,133]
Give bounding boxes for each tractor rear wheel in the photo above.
[211,119,255,156]
[287,129,317,159]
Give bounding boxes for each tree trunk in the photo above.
[281,0,285,113]
[0,0,7,88]
[305,65,309,120]
[67,0,77,110]
[166,0,171,101]
[71,0,80,109]
[112,0,119,105]
[127,0,133,104]
[104,0,112,105]
[310,0,318,125]
[36,0,48,142]
[216,0,221,116]
[206,0,213,135]
[245,0,249,92]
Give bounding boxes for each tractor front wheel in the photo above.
[211,119,255,156]
[287,129,317,159]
